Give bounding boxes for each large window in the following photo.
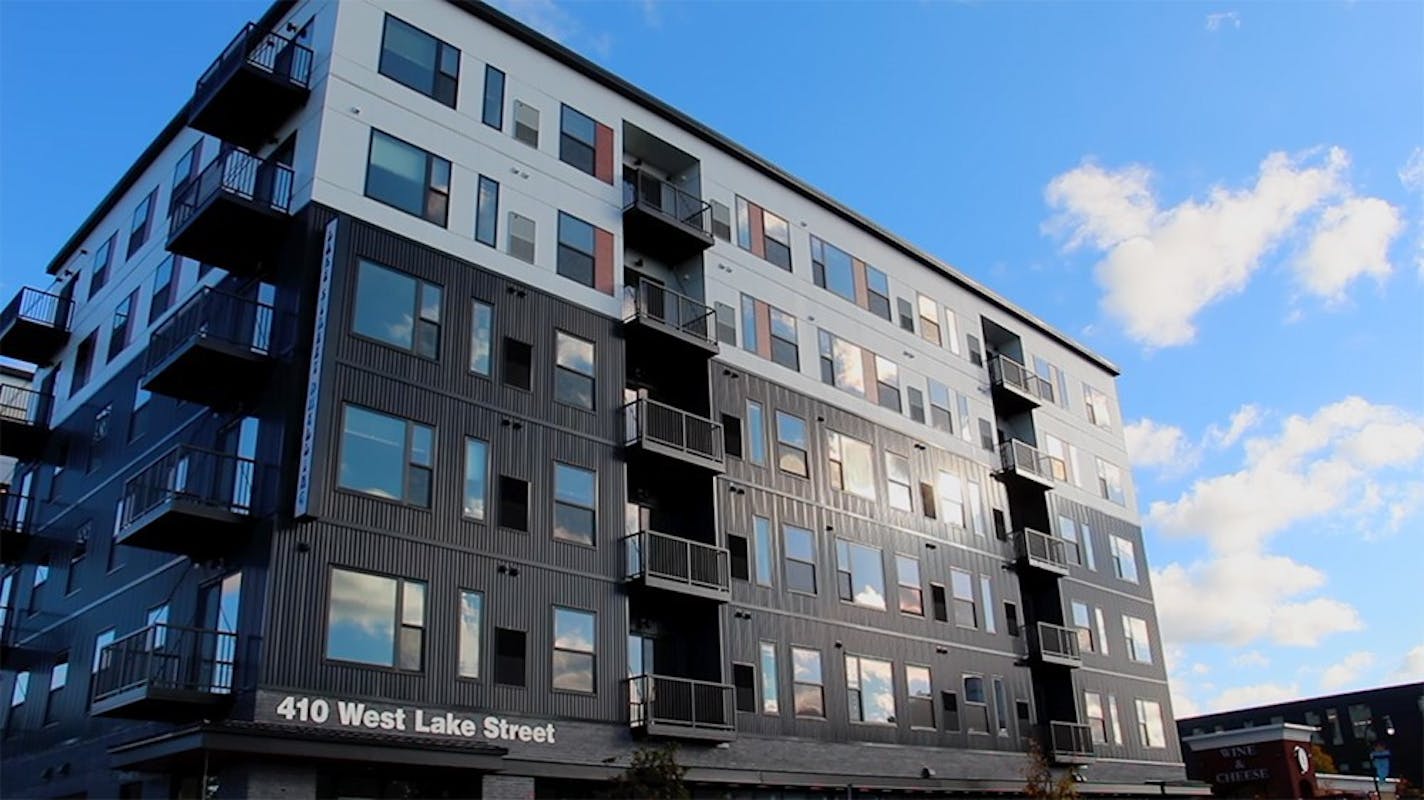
[783,524,816,594]
[845,654,894,724]
[791,647,824,718]
[759,641,779,714]
[752,516,773,586]
[458,590,483,678]
[338,405,434,506]
[735,196,792,270]
[1084,384,1114,429]
[1124,616,1153,664]
[149,255,178,324]
[775,411,809,477]
[553,463,596,546]
[108,290,135,362]
[937,471,965,527]
[885,452,913,512]
[1110,535,1139,583]
[379,15,459,107]
[827,431,875,500]
[475,176,499,247]
[326,568,426,670]
[559,104,600,178]
[741,295,799,370]
[818,330,865,397]
[896,555,923,615]
[907,665,934,728]
[470,300,493,376]
[126,189,156,258]
[1085,692,1107,744]
[352,259,442,359]
[746,401,767,465]
[482,65,505,129]
[557,212,599,289]
[951,568,977,628]
[552,608,595,693]
[810,236,890,321]
[463,438,488,520]
[366,130,451,226]
[554,332,595,410]
[1097,458,1126,505]
[836,540,886,610]
[1135,698,1167,748]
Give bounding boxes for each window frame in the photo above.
[552,462,597,547]
[556,211,600,289]
[336,404,435,508]
[774,410,809,478]
[782,524,817,595]
[558,104,600,178]
[89,233,116,299]
[885,452,913,512]
[553,330,596,411]
[758,640,780,715]
[324,567,427,671]
[745,400,767,466]
[1124,615,1153,664]
[475,175,500,247]
[835,539,887,611]
[377,14,460,108]
[481,64,505,129]
[826,430,876,501]
[845,653,895,725]
[469,299,493,377]
[457,589,484,680]
[365,129,451,226]
[1110,535,1139,583]
[350,259,443,360]
[126,189,156,259]
[550,606,596,694]
[951,568,977,629]
[790,646,825,719]
[462,437,489,521]
[896,555,923,616]
[906,664,935,729]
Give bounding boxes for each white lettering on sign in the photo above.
[294,217,339,518]
[272,694,555,744]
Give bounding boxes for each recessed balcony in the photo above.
[622,397,725,473]
[622,168,714,261]
[995,439,1058,490]
[988,354,1053,415]
[0,385,53,462]
[622,281,719,359]
[142,288,285,409]
[91,623,238,721]
[1013,527,1070,577]
[117,444,259,559]
[1047,721,1096,764]
[188,23,312,150]
[623,530,730,603]
[166,147,294,277]
[0,287,72,365]
[628,674,735,743]
[1030,622,1083,668]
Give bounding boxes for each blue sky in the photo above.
[3,1,1421,715]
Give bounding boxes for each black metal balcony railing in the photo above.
[196,23,313,98]
[624,531,730,594]
[988,354,1054,403]
[623,282,717,348]
[0,489,31,534]
[92,623,237,706]
[1014,528,1070,574]
[1032,622,1082,665]
[123,445,257,528]
[146,288,277,372]
[169,149,294,241]
[0,384,51,429]
[998,439,1060,484]
[623,170,713,236]
[628,674,735,735]
[622,398,724,467]
[1049,721,1096,760]
[1,287,72,335]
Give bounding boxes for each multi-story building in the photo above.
[0,2,1197,797]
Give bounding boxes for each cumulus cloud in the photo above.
[1400,147,1424,192]
[1388,643,1424,683]
[1320,651,1376,691]
[1231,651,1270,669]
[1205,11,1241,31]
[1125,419,1195,470]
[1206,682,1302,714]
[1044,148,1402,348]
[1206,405,1263,449]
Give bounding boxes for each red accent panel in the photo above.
[595,123,615,185]
[594,227,615,295]
[755,301,773,360]
[749,204,766,259]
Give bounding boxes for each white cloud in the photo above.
[1388,643,1424,683]
[1400,147,1424,192]
[1205,682,1301,714]
[1295,197,1402,302]
[1231,651,1270,669]
[1205,11,1241,31]
[1207,404,1263,449]
[1320,651,1376,691]
[1125,418,1194,470]
[485,0,614,58]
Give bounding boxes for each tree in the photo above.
[1310,743,1338,774]
[606,744,689,800]
[1023,738,1079,800]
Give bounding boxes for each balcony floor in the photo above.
[627,573,730,603]
[189,64,309,151]
[143,337,271,410]
[627,438,726,475]
[92,684,232,721]
[635,719,736,743]
[0,318,68,365]
[168,192,289,277]
[118,497,250,559]
[623,202,714,263]
[0,419,47,461]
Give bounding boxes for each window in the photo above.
[553,464,596,546]
[1124,616,1153,663]
[503,337,532,390]
[930,584,948,622]
[146,604,169,648]
[495,628,526,687]
[897,297,915,332]
[779,647,824,718]
[759,642,779,714]
[482,65,505,128]
[951,569,977,628]
[846,655,894,723]
[885,453,913,511]
[710,200,732,241]
[1110,536,1139,583]
[740,295,800,370]
[917,295,941,345]
[552,608,595,693]
[836,540,886,610]
[722,414,743,459]
[927,380,953,433]
[752,516,773,586]
[958,393,974,442]
[87,406,111,474]
[978,419,995,451]
[775,411,809,478]
[783,524,816,594]
[967,481,987,538]
[554,332,595,410]
[1071,602,1094,652]
[1085,692,1108,744]
[126,189,156,258]
[993,678,1010,736]
[942,691,960,731]
[1109,695,1125,744]
[499,476,529,531]
[379,15,459,107]
[920,481,937,520]
[1082,522,1098,570]
[462,438,488,520]
[811,236,853,303]
[768,306,799,369]
[1135,699,1166,747]
[818,330,866,398]
[873,354,901,412]
[896,556,923,615]
[728,535,749,580]
[365,130,450,225]
[148,255,178,324]
[1084,384,1114,429]
[337,405,434,506]
[936,471,965,527]
[70,332,96,397]
[89,233,115,299]
[1059,515,1082,565]
[512,100,539,147]
[560,104,609,181]
[1005,602,1020,636]
[714,301,737,345]
[469,300,493,376]
[907,665,934,728]
[733,663,756,712]
[556,212,612,293]
[10,671,28,709]
[44,654,68,724]
[1097,458,1126,504]
[980,576,997,633]
[107,290,135,362]
[963,675,989,732]
[475,176,499,246]
[827,431,875,500]
[507,212,536,263]
[865,267,891,321]
[352,260,442,359]
[170,140,202,207]
[92,629,116,676]
[1095,608,1110,656]
[735,196,792,270]
[907,385,926,424]
[745,401,767,465]
[326,568,426,670]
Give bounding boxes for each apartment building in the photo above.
[0,1,1196,796]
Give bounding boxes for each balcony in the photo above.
[995,439,1058,490]
[629,674,735,743]
[0,489,36,564]
[142,288,285,409]
[0,605,53,670]
[624,530,730,603]
[1013,528,1070,577]
[988,354,1053,414]
[167,147,294,277]
[91,623,237,720]
[0,385,53,462]
[1029,622,1082,668]
[188,23,312,150]
[622,169,714,261]
[117,445,258,559]
[1047,721,1096,764]
[0,287,72,365]
[622,397,725,473]
[623,282,719,358]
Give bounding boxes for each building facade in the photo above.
[0,2,1194,797]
